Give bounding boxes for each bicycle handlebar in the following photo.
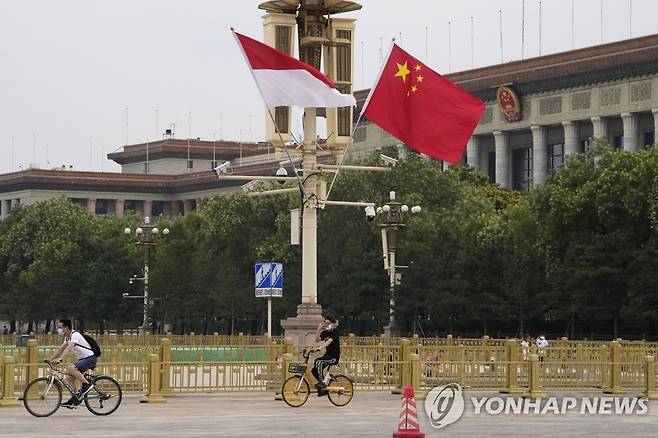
[43,359,61,370]
[302,348,321,359]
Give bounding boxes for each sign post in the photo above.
[255,262,283,337]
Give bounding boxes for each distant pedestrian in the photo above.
[520,335,530,360]
[2,325,8,335]
[536,334,549,361]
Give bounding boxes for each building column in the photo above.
[143,200,153,219]
[87,198,96,215]
[183,199,194,215]
[170,201,180,218]
[493,130,511,189]
[195,198,203,212]
[562,121,580,157]
[466,136,481,171]
[591,116,608,143]
[114,199,125,218]
[531,126,547,186]
[652,109,658,142]
[621,112,639,152]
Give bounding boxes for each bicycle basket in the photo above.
[288,363,307,374]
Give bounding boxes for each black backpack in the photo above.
[73,331,102,357]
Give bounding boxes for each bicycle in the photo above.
[22,359,122,417]
[281,348,354,407]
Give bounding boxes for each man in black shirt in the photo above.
[311,314,340,396]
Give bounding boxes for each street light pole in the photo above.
[142,243,150,333]
[301,108,318,305]
[376,191,421,336]
[124,217,169,334]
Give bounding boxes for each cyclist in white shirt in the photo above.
[50,319,96,407]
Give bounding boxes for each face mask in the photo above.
[57,328,64,336]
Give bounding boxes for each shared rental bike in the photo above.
[282,348,354,407]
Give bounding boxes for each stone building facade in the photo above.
[0,139,295,219]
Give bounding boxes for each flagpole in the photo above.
[425,26,429,62]
[571,0,575,49]
[600,0,603,44]
[539,0,542,56]
[499,10,504,63]
[187,112,191,173]
[361,41,365,89]
[448,21,452,73]
[629,0,632,38]
[470,16,474,69]
[379,36,383,67]
[522,0,525,59]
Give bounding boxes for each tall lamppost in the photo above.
[124,216,169,334]
[372,191,421,336]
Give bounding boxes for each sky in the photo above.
[1,0,656,174]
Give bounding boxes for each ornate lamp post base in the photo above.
[383,323,400,337]
[280,303,324,348]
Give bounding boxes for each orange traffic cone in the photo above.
[392,385,425,438]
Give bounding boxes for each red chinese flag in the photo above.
[362,44,485,164]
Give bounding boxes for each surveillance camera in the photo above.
[364,205,376,221]
[241,180,261,193]
[214,161,230,175]
[380,154,399,167]
[275,166,288,184]
[122,292,129,297]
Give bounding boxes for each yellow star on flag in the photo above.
[415,64,421,71]
[411,85,418,93]
[395,61,411,83]
[416,75,424,83]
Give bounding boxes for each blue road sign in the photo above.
[255,262,283,298]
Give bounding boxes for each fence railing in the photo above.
[5,332,658,350]
[3,337,658,406]
[0,333,285,347]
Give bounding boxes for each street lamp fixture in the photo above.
[374,191,421,337]
[123,216,169,335]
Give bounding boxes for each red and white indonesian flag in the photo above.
[234,31,356,108]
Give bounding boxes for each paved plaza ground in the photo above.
[1,391,657,437]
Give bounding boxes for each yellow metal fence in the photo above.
[2,336,658,405]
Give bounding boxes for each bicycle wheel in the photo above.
[84,376,122,416]
[282,376,310,407]
[23,377,62,417]
[327,375,353,407]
